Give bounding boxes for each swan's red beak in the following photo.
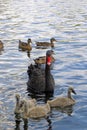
[47,56,51,65]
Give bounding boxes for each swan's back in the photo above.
[48,97,75,108]
[27,64,45,94]
[22,102,50,119]
[27,98,37,108]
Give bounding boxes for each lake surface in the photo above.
[0,0,87,130]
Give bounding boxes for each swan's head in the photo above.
[68,87,76,95]
[15,93,20,102]
[46,50,54,65]
[46,50,54,56]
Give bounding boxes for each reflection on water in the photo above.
[15,119,29,130]
[18,49,31,58]
[0,0,87,129]
[14,105,73,130]
[54,105,74,116]
[14,113,52,130]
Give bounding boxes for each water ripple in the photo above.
[0,0,87,129]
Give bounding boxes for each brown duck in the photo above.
[0,40,4,50]
[36,38,56,48]
[34,55,55,64]
[19,38,32,51]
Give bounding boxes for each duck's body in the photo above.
[47,87,76,108]
[19,38,32,51]
[21,100,50,119]
[0,40,4,50]
[36,38,56,48]
[34,56,55,64]
[27,50,55,96]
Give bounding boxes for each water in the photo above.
[0,0,87,129]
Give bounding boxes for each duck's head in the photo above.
[68,87,76,95]
[51,38,57,43]
[28,38,32,44]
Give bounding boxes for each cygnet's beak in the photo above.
[72,89,76,94]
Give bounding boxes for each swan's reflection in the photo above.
[14,102,74,130]
[52,105,74,116]
[46,116,52,130]
[15,114,28,130]
[15,113,21,130]
[15,120,21,130]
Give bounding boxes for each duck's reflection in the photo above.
[15,114,52,130]
[0,48,4,55]
[35,46,49,49]
[18,49,31,58]
[27,51,31,58]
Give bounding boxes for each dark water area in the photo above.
[0,0,87,130]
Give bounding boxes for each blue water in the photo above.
[0,0,87,130]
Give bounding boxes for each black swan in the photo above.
[27,50,55,97]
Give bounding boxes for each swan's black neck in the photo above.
[45,56,51,75]
[45,56,53,97]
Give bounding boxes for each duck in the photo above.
[47,87,76,108]
[36,38,56,48]
[27,50,55,97]
[0,40,4,50]
[14,93,36,114]
[34,55,55,65]
[19,38,32,51]
[20,99,50,119]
